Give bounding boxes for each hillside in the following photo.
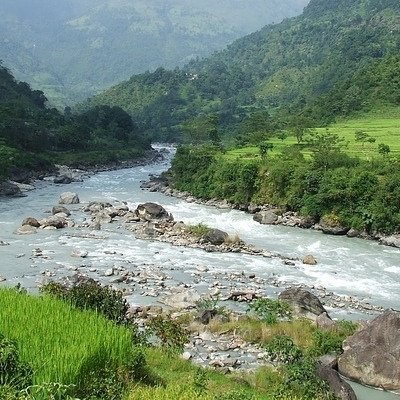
[0,63,151,183]
[0,0,309,108]
[78,0,400,143]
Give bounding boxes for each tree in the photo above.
[307,131,344,171]
[289,115,312,144]
[355,130,376,150]
[259,142,274,159]
[378,143,390,157]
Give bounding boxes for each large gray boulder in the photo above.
[338,309,400,391]
[253,210,278,225]
[59,192,80,204]
[0,181,22,197]
[135,202,172,221]
[317,217,350,235]
[278,287,329,322]
[202,228,229,245]
[158,288,200,309]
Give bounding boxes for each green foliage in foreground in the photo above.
[0,287,144,398]
[0,282,359,400]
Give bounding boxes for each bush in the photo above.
[147,315,189,353]
[0,335,33,390]
[247,298,292,324]
[40,278,129,325]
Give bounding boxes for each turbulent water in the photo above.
[0,146,399,399]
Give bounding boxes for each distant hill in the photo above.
[78,0,400,142]
[0,0,309,108]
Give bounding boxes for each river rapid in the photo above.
[0,146,399,399]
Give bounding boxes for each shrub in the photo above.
[147,315,190,353]
[40,278,130,325]
[0,334,33,390]
[247,298,292,324]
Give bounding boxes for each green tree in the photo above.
[259,142,274,159]
[378,143,390,157]
[307,131,344,171]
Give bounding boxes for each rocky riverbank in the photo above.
[0,147,166,197]
[142,174,400,249]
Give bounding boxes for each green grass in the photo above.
[225,107,400,161]
[0,287,134,387]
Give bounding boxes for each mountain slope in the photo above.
[0,0,309,107]
[78,0,400,142]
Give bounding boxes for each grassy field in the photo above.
[226,107,400,160]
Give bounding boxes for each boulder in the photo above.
[303,254,317,265]
[202,228,228,245]
[278,287,328,322]
[379,235,400,248]
[338,309,400,391]
[158,288,200,309]
[317,217,350,235]
[59,192,80,204]
[15,225,37,235]
[22,217,41,227]
[40,215,68,229]
[135,202,172,221]
[253,210,278,225]
[0,181,23,197]
[54,175,72,184]
[52,205,71,216]
[317,362,357,400]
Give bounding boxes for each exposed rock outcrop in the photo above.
[338,309,400,391]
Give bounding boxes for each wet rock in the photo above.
[54,175,72,184]
[59,192,80,205]
[302,254,317,265]
[0,181,23,197]
[15,225,37,235]
[71,250,88,258]
[21,217,41,227]
[52,205,71,216]
[253,210,278,225]
[39,215,68,229]
[379,235,400,248]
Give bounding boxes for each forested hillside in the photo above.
[78,0,400,143]
[0,0,309,107]
[0,63,151,182]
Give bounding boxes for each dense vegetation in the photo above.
[0,63,151,181]
[78,0,400,144]
[0,0,308,107]
[0,283,357,399]
[167,132,400,234]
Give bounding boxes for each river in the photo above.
[0,145,399,399]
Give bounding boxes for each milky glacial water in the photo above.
[0,146,399,399]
